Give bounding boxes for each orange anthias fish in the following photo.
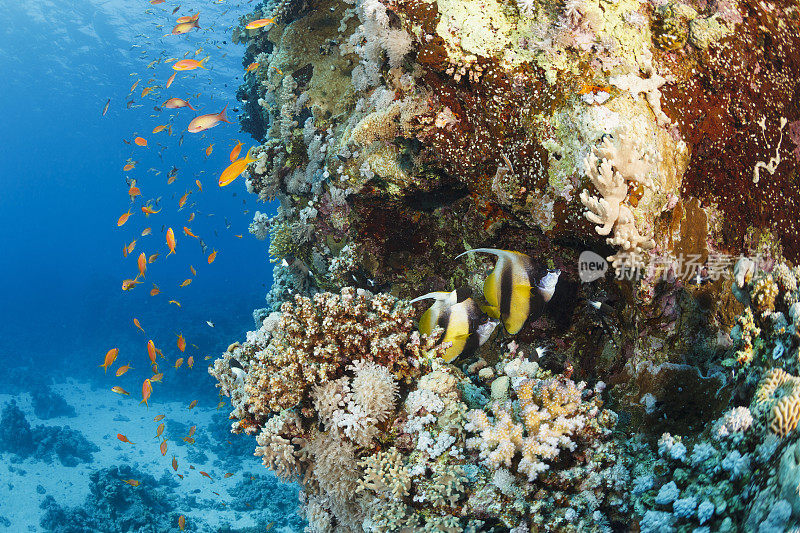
[178,192,190,209]
[100,348,119,372]
[117,433,135,444]
[134,136,148,147]
[219,147,257,186]
[123,162,136,171]
[162,98,195,110]
[111,385,129,395]
[150,284,160,296]
[152,125,168,134]
[141,86,154,98]
[178,515,186,530]
[177,334,186,352]
[169,300,181,307]
[207,250,217,264]
[117,210,132,226]
[156,422,165,438]
[189,265,196,276]
[187,355,194,368]
[134,318,145,332]
[150,372,164,383]
[183,436,195,444]
[141,378,153,407]
[160,439,168,456]
[102,98,111,116]
[176,13,200,24]
[141,205,162,215]
[245,17,274,29]
[172,57,207,71]
[126,240,137,255]
[188,400,197,410]
[147,340,157,365]
[123,479,140,487]
[115,364,133,377]
[166,227,176,255]
[195,180,202,192]
[183,226,198,238]
[137,252,147,277]
[199,470,212,479]
[229,140,243,162]
[154,414,165,422]
[166,72,176,89]
[224,473,234,478]
[141,227,152,236]
[180,278,192,287]
[188,105,231,133]
[205,144,213,157]
[188,425,196,436]
[172,456,178,471]
[148,253,159,263]
[245,62,259,72]
[186,212,195,222]
[122,277,142,291]
[175,357,184,369]
[128,185,141,201]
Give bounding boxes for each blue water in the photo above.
[0,1,286,530]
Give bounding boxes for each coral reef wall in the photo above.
[212,0,800,530]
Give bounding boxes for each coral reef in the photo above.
[219,0,800,530]
[31,386,76,420]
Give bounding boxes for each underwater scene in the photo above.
[1,0,800,531]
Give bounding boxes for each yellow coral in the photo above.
[771,392,800,437]
[755,368,796,404]
[752,274,778,313]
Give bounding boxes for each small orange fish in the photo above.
[166,72,176,88]
[148,253,159,263]
[117,433,135,444]
[156,422,165,438]
[130,79,140,93]
[172,456,178,471]
[116,364,133,377]
[176,473,184,479]
[141,205,162,215]
[175,357,184,369]
[187,212,195,222]
[112,386,129,395]
[102,98,110,116]
[187,356,194,368]
[152,124,168,134]
[169,300,181,307]
[141,378,153,407]
[128,185,141,201]
[188,425,196,436]
[188,105,231,133]
[207,250,217,264]
[166,228,176,256]
[177,334,186,352]
[195,180,202,191]
[137,252,147,278]
[147,340,157,364]
[162,98,195,110]
[189,265,196,276]
[172,57,207,71]
[183,226,198,238]
[123,479,140,487]
[122,277,141,291]
[134,136,148,147]
[245,62,259,72]
[183,436,195,444]
[188,400,197,410]
[178,515,186,530]
[150,284,160,296]
[126,240,137,255]
[180,278,192,287]
[176,12,200,24]
[117,211,132,227]
[229,140,243,162]
[172,19,200,34]
[154,414,165,422]
[100,348,119,373]
[178,192,189,208]
[218,147,257,186]
[245,17,274,29]
[205,144,214,157]
[134,317,145,332]
[141,86,154,98]
[123,162,136,171]
[141,227,152,236]
[159,440,168,456]
[150,372,164,383]
[224,473,234,478]
[199,470,212,479]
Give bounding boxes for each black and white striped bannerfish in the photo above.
[456,248,560,335]
[411,288,498,362]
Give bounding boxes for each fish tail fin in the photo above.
[218,104,231,123]
[199,56,209,69]
[187,102,196,111]
[480,304,501,319]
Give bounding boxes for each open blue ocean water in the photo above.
[0,1,294,531]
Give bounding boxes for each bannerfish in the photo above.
[411,289,496,362]
[456,249,560,335]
